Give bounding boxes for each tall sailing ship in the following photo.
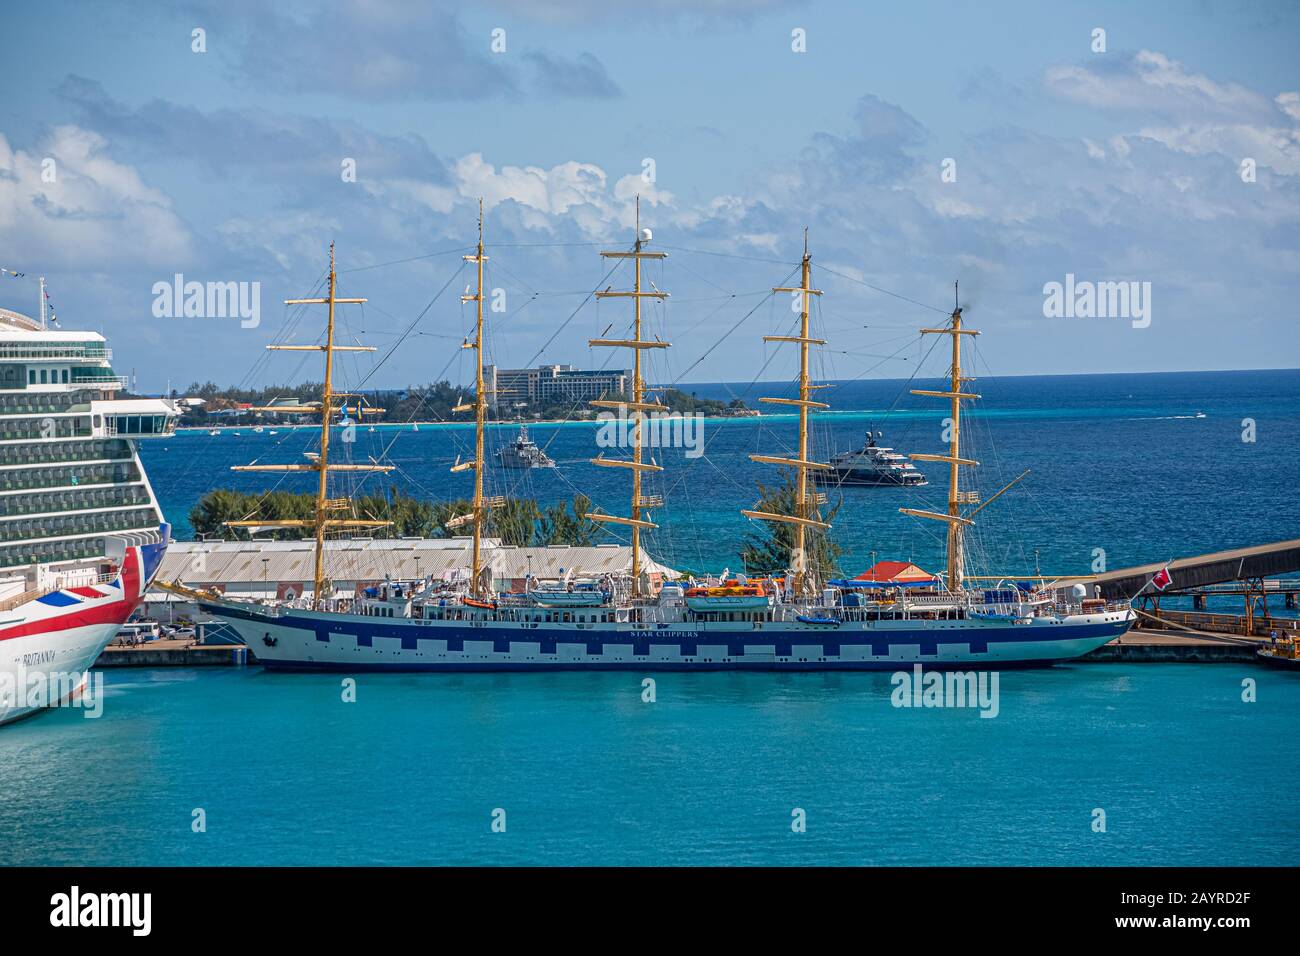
[0,296,174,723]
[183,208,1135,671]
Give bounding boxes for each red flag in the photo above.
[1151,566,1172,591]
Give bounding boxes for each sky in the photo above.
[0,0,1297,394]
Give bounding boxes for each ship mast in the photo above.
[226,243,394,609]
[585,196,669,597]
[444,199,503,597]
[742,230,831,596]
[900,282,979,592]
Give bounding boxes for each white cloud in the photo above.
[1042,50,1300,178]
[367,178,458,216]
[1045,49,1270,120]
[454,153,607,217]
[1138,122,1300,176]
[448,154,677,235]
[0,126,193,268]
[1276,92,1300,123]
[739,233,779,252]
[217,212,343,272]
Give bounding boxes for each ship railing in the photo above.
[70,372,128,388]
[900,592,965,607]
[0,585,52,612]
[0,570,118,612]
[1047,600,1131,616]
[0,344,112,362]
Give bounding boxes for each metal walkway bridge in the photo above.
[1073,538,1300,601]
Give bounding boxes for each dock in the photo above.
[95,638,250,668]
[1081,627,1265,663]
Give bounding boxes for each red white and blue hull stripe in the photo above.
[0,531,168,725]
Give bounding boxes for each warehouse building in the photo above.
[147,537,679,614]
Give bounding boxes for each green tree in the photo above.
[488,498,542,546]
[192,488,601,547]
[740,475,842,580]
[191,487,437,540]
[538,494,601,547]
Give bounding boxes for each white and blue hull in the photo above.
[203,601,1133,671]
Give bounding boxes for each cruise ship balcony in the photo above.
[0,438,135,468]
[0,486,152,518]
[0,506,161,546]
[70,369,128,388]
[0,342,111,362]
[0,462,139,493]
[0,419,92,442]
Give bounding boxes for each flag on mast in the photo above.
[1151,564,1173,591]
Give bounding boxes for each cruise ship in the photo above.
[0,301,174,724]
[818,431,927,486]
[181,208,1136,671]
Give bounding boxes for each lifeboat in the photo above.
[684,579,772,612]
[796,614,840,627]
[529,582,609,607]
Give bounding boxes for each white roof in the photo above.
[0,309,106,342]
[91,398,177,415]
[158,538,680,585]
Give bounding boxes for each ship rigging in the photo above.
[171,216,1137,672]
[221,242,394,608]
[742,229,831,598]
[584,196,669,597]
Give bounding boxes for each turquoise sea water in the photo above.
[2,369,1298,866]
[1,664,1297,866]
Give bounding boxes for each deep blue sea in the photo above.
[148,369,1300,582]
[1,369,1298,865]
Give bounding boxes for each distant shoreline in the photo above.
[156,367,1300,412]
[176,412,767,433]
